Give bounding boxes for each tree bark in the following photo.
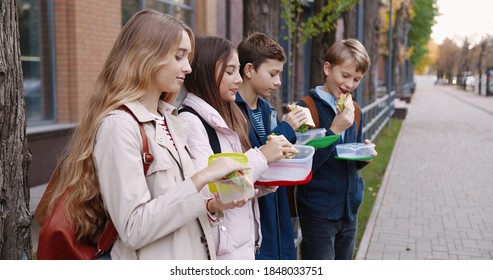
[362,0,382,102]
[0,0,33,259]
[243,0,282,111]
[392,1,405,97]
[310,0,336,90]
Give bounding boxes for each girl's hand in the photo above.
[260,134,298,163]
[207,189,259,212]
[191,157,251,192]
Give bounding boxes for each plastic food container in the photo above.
[295,128,327,145]
[335,143,376,160]
[208,153,254,203]
[257,145,315,186]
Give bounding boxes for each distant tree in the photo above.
[408,0,438,70]
[0,0,33,259]
[435,38,460,82]
[458,38,471,89]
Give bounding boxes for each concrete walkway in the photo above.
[356,75,493,260]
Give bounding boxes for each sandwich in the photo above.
[287,103,316,133]
[336,93,349,112]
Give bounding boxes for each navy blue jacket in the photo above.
[296,89,368,222]
[235,93,297,260]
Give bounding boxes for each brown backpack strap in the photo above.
[301,95,361,138]
[94,105,154,259]
[300,95,320,128]
[353,101,361,137]
[118,105,154,174]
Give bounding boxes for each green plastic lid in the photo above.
[208,153,248,192]
[304,134,340,149]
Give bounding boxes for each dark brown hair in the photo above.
[237,32,286,78]
[184,36,251,151]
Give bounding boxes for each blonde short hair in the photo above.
[323,38,371,75]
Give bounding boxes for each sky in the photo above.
[431,0,493,45]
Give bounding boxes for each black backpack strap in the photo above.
[179,106,221,154]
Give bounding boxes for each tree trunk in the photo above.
[243,0,282,112]
[362,0,382,103]
[0,0,33,259]
[392,1,405,97]
[343,3,358,39]
[310,0,336,90]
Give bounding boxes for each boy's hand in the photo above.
[283,109,308,130]
[330,94,355,134]
[363,139,378,162]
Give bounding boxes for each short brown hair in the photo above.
[237,32,286,78]
[324,38,371,75]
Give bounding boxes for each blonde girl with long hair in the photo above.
[38,9,249,260]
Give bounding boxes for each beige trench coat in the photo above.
[93,101,215,259]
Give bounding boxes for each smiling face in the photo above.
[217,51,243,102]
[323,59,364,99]
[248,58,284,98]
[152,30,192,95]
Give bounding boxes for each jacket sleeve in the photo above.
[94,113,205,250]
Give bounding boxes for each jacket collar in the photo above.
[123,100,178,123]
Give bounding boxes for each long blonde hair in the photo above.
[47,9,195,243]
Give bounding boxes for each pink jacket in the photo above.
[179,93,274,260]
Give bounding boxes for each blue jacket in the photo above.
[235,93,297,260]
[296,89,368,222]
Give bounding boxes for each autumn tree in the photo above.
[408,0,438,72]
[0,0,33,259]
[435,38,461,82]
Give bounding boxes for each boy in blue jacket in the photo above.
[296,38,377,260]
[235,32,309,259]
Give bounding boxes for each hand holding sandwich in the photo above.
[330,93,355,135]
[285,104,316,133]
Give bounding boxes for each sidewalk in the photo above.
[356,75,493,260]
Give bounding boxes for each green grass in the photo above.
[354,118,403,256]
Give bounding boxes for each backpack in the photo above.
[36,106,153,260]
[179,106,221,153]
[300,95,361,137]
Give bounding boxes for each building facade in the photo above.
[20,0,243,186]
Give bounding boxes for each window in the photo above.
[122,0,194,28]
[18,0,56,125]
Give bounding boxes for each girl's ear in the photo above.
[244,63,254,79]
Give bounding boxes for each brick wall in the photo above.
[54,0,121,123]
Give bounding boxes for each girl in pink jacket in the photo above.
[179,36,297,259]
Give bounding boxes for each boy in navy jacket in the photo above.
[235,32,310,259]
[296,39,377,260]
